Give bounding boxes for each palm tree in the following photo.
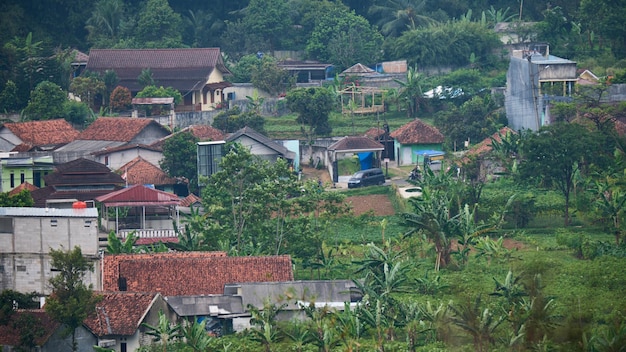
[86,0,125,43]
[368,0,435,37]
[182,318,212,352]
[142,310,183,352]
[394,66,428,118]
[449,295,505,352]
[248,301,285,352]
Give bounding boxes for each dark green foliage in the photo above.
[12,312,45,350]
[136,0,183,48]
[250,57,296,97]
[45,246,100,352]
[63,100,92,126]
[22,81,67,120]
[0,189,33,207]
[0,80,20,112]
[519,122,599,226]
[159,131,199,194]
[0,290,39,325]
[391,20,502,68]
[212,106,266,134]
[305,8,383,70]
[286,87,334,146]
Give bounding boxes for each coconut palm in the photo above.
[368,0,435,37]
[142,310,183,352]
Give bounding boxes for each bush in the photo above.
[109,86,132,112]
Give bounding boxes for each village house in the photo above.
[389,118,445,166]
[85,48,232,112]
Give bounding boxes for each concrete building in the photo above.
[505,44,577,131]
[0,207,100,294]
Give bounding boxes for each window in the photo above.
[104,156,109,166]
[10,173,14,188]
[17,265,26,272]
[0,218,12,233]
[20,172,24,184]
[84,220,92,227]
[121,343,127,352]
[50,219,57,227]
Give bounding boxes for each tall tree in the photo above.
[85,0,126,47]
[159,131,199,194]
[519,122,598,226]
[45,246,100,352]
[306,8,383,69]
[285,87,334,156]
[242,0,292,55]
[136,0,183,48]
[22,81,67,120]
[368,0,435,37]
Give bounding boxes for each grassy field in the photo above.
[264,109,419,140]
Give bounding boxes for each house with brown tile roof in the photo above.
[459,127,517,180]
[102,252,293,296]
[117,156,179,193]
[83,292,178,351]
[389,118,445,166]
[0,119,79,152]
[30,157,124,207]
[56,117,171,155]
[85,48,232,112]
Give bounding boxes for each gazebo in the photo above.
[96,184,181,239]
[326,136,385,183]
[340,86,385,115]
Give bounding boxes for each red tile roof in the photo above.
[91,143,162,156]
[328,136,385,152]
[179,193,201,207]
[2,119,79,148]
[0,310,59,346]
[364,127,385,139]
[389,119,444,144]
[84,292,159,336]
[118,157,177,186]
[102,252,293,296]
[96,184,180,207]
[465,127,516,159]
[77,117,168,142]
[8,181,38,196]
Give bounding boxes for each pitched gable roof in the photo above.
[328,136,385,152]
[91,143,162,156]
[364,127,385,140]
[96,184,180,207]
[86,48,231,92]
[8,181,38,196]
[118,157,177,186]
[389,119,444,144]
[78,117,169,142]
[44,158,124,186]
[84,292,160,336]
[102,252,294,296]
[227,126,295,159]
[150,124,225,149]
[464,127,516,160]
[2,119,79,149]
[342,63,377,75]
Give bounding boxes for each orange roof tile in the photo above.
[2,119,79,147]
[78,117,168,142]
[151,125,225,149]
[118,157,177,186]
[8,181,38,196]
[389,118,444,144]
[84,292,159,336]
[102,252,293,296]
[179,193,201,207]
[465,127,516,159]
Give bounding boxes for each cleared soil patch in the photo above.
[345,194,395,216]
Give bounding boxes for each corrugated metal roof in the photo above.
[0,207,98,218]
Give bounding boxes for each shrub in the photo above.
[109,86,132,112]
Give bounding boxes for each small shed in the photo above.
[326,136,384,182]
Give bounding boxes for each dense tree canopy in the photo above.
[159,131,199,194]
